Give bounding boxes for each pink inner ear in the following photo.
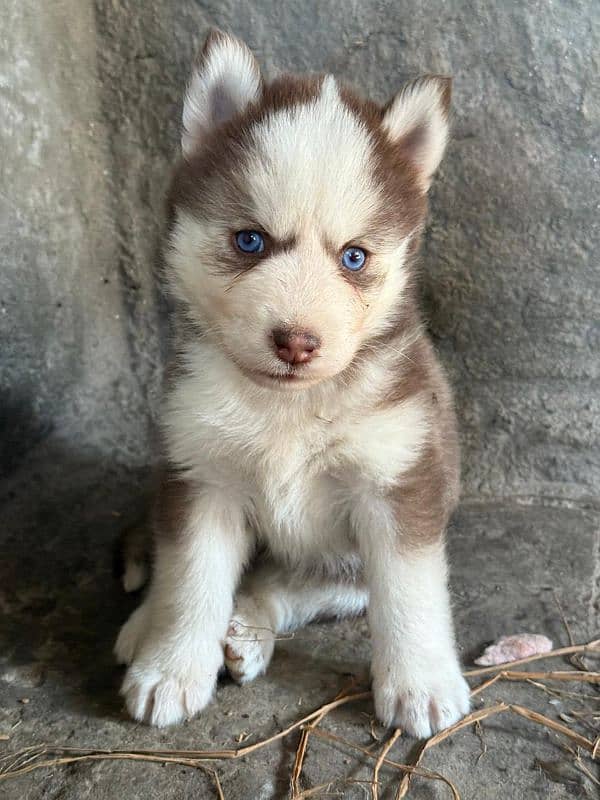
[209,84,237,128]
[399,123,428,161]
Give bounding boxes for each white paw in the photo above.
[114,602,150,665]
[121,660,216,727]
[116,608,223,727]
[224,599,275,684]
[372,658,470,739]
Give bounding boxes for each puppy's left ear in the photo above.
[382,76,452,192]
[182,30,263,158]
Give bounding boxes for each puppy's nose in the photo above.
[272,328,321,364]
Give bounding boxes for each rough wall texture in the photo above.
[2,0,598,499]
[1,2,599,798]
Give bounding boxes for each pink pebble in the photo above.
[474,633,553,666]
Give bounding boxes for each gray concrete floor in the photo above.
[1,450,598,798]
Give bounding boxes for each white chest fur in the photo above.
[163,343,429,565]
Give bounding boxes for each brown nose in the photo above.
[272,328,321,364]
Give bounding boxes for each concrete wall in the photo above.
[2,0,599,503]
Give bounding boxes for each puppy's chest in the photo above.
[243,420,354,559]
[169,371,427,558]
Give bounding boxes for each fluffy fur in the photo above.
[115,30,469,738]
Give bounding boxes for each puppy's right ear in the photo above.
[182,30,262,157]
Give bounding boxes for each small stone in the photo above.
[474,634,553,666]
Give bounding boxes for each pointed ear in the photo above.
[382,76,452,192]
[181,30,263,157]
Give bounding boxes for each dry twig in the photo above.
[473,720,487,765]
[396,704,509,798]
[471,669,600,687]
[371,728,402,799]
[553,591,589,672]
[290,685,355,798]
[562,743,600,787]
[307,727,461,800]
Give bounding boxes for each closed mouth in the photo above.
[254,369,304,382]
[227,350,318,388]
[239,363,315,388]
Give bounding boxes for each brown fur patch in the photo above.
[388,433,459,550]
[382,335,460,549]
[380,335,434,407]
[152,469,194,542]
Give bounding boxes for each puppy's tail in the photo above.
[114,521,152,593]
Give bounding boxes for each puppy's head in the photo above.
[166,31,451,390]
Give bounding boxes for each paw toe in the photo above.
[375,672,470,738]
[224,643,243,662]
[121,667,214,727]
[224,616,274,684]
[114,604,149,665]
[121,666,161,722]
[122,560,148,593]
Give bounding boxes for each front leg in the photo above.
[354,496,469,738]
[115,477,251,727]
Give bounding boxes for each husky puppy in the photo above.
[115,30,470,737]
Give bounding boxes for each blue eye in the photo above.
[235,230,265,254]
[342,246,366,271]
